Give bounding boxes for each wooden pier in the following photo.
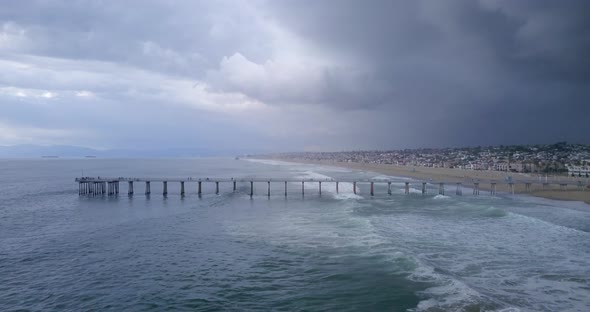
[75,177,589,198]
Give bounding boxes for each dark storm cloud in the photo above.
[0,0,588,151]
[259,0,590,146]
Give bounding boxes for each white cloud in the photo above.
[0,86,57,99]
[41,91,56,98]
[0,22,30,52]
[75,90,94,97]
[0,55,266,114]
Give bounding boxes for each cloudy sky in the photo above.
[1,0,589,153]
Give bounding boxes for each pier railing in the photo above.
[76,177,589,197]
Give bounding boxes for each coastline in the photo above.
[266,158,590,205]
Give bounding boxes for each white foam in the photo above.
[372,174,414,181]
[244,158,298,166]
[294,171,363,199]
[399,187,423,194]
[333,193,364,200]
[409,263,488,312]
[433,194,451,199]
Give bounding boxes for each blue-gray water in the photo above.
[1,158,589,311]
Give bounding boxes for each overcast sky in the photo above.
[1,0,589,152]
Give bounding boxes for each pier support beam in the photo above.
[302,181,305,196]
[180,181,185,196]
[422,182,427,195]
[473,183,479,195]
[250,181,254,198]
[216,181,219,195]
[163,181,168,196]
[439,183,445,195]
[491,183,496,195]
[285,181,288,197]
[319,181,322,196]
[128,181,134,195]
[509,183,514,195]
[336,182,339,194]
[145,181,151,195]
[267,181,271,197]
[233,181,237,192]
[456,183,462,196]
[388,182,392,195]
[370,182,374,196]
[198,181,202,196]
[405,182,410,195]
[353,182,357,194]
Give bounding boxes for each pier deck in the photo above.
[75,177,589,197]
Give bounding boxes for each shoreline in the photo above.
[266,158,590,205]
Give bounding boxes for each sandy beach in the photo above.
[271,158,590,204]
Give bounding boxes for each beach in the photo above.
[270,158,590,204]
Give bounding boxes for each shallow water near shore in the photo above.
[1,158,589,311]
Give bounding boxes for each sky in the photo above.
[1,0,589,153]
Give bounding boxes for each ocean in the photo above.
[1,158,589,311]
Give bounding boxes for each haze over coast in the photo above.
[259,142,590,204]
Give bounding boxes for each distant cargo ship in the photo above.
[41,156,59,158]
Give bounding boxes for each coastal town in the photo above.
[262,142,590,177]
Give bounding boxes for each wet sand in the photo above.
[271,158,590,204]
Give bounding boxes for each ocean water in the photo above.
[1,158,589,311]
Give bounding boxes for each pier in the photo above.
[75,177,589,198]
